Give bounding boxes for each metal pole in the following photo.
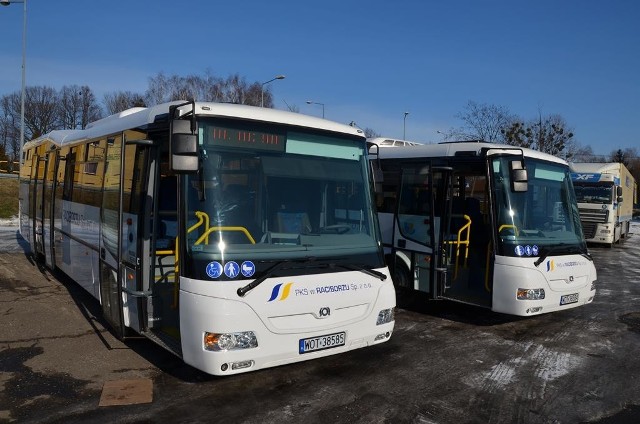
[19,0,26,166]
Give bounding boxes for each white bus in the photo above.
[19,101,395,375]
[370,140,596,316]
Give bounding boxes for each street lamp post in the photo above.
[306,101,325,118]
[1,0,26,168]
[261,75,285,107]
[403,112,409,140]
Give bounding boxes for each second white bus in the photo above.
[370,140,596,316]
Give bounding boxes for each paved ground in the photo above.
[1,222,640,423]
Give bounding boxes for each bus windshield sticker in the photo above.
[224,261,240,278]
[241,261,256,277]
[206,261,223,279]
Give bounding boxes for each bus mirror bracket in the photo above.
[367,142,384,193]
[510,160,528,192]
[170,103,198,173]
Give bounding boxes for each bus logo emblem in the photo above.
[319,307,331,317]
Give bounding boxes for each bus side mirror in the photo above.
[617,186,623,196]
[510,160,528,192]
[170,119,198,173]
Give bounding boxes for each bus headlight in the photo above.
[517,288,545,300]
[204,331,258,351]
[376,307,395,325]
[590,281,596,291]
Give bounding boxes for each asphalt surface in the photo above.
[1,222,640,423]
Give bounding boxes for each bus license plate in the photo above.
[560,293,579,305]
[299,332,346,354]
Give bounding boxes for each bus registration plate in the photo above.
[560,293,579,306]
[299,332,346,354]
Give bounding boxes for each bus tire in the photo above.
[392,261,412,290]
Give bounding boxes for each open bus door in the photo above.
[99,134,152,339]
[391,164,453,300]
[30,152,49,262]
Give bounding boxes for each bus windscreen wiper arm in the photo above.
[328,263,387,281]
[533,244,589,267]
[237,257,316,297]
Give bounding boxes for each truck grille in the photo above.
[578,208,608,224]
[581,222,597,239]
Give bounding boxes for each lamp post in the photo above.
[1,0,26,167]
[403,112,409,140]
[261,74,285,107]
[306,101,325,118]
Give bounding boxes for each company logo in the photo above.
[318,307,331,318]
[268,282,294,302]
[546,260,555,272]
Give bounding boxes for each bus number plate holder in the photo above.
[560,293,579,306]
[299,332,346,354]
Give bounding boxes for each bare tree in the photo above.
[502,113,575,157]
[79,85,102,129]
[452,101,516,142]
[24,86,59,140]
[59,85,84,129]
[103,91,146,115]
[145,71,272,107]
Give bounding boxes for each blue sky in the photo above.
[1,0,638,155]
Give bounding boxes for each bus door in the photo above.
[30,153,47,261]
[393,164,452,300]
[439,168,492,308]
[99,134,152,338]
[148,150,181,346]
[41,150,57,268]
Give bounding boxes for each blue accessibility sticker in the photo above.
[241,261,256,277]
[224,261,240,279]
[206,261,223,279]
[514,245,525,256]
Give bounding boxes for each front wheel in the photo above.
[391,260,412,289]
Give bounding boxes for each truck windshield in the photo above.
[573,184,613,204]
[491,157,586,258]
[181,119,384,280]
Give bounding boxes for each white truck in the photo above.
[570,162,637,246]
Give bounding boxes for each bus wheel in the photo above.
[392,262,412,289]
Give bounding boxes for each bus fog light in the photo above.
[526,307,543,314]
[376,308,395,325]
[517,288,545,300]
[231,360,254,370]
[374,331,391,341]
[204,331,258,351]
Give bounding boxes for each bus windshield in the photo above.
[573,184,613,204]
[491,157,586,258]
[181,119,384,280]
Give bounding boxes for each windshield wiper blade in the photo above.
[237,257,316,297]
[327,263,387,281]
[533,244,588,267]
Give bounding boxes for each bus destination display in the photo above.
[209,126,286,152]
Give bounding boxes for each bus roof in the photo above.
[24,101,365,149]
[375,141,568,165]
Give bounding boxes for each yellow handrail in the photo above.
[498,224,519,236]
[155,210,212,310]
[195,226,256,245]
[446,214,471,280]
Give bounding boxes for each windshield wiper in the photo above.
[237,257,317,297]
[237,258,387,297]
[326,263,387,281]
[533,244,591,267]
